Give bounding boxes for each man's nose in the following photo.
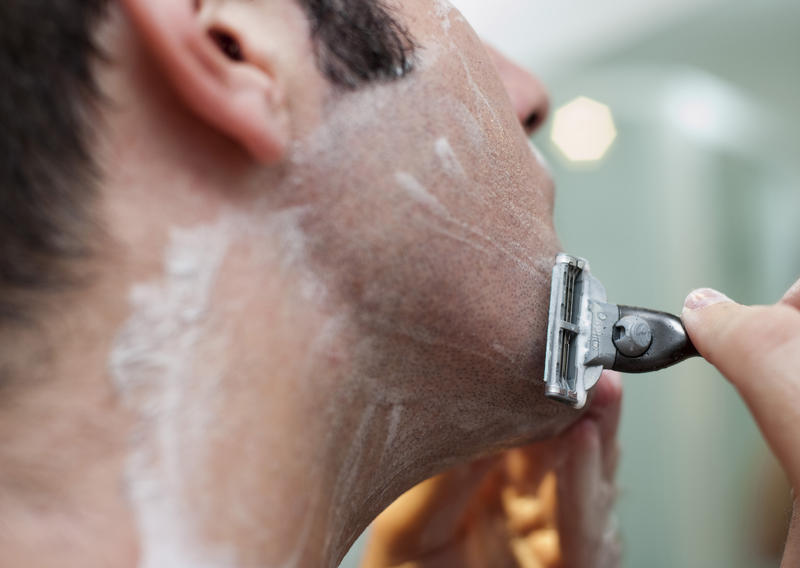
[484,44,550,136]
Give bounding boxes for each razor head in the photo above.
[543,254,610,409]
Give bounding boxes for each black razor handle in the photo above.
[610,306,700,374]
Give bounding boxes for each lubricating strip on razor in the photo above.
[544,253,699,409]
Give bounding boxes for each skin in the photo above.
[682,281,800,567]
[363,372,622,568]
[0,1,619,567]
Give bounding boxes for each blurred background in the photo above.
[342,0,800,566]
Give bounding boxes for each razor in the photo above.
[544,253,699,409]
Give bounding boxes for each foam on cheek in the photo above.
[435,137,466,178]
[417,0,464,71]
[393,169,544,277]
[395,171,449,215]
[426,0,502,130]
[433,0,454,32]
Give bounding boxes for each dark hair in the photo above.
[0,0,414,324]
[300,0,416,88]
[0,1,109,323]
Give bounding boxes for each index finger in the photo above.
[683,291,800,488]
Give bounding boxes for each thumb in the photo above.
[682,288,800,489]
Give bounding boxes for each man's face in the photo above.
[98,0,570,560]
[269,0,566,455]
[111,0,567,492]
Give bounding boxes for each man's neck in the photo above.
[0,282,562,568]
[0,300,139,567]
[0,310,399,568]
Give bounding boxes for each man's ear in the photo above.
[120,0,290,163]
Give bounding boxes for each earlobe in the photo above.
[120,0,290,163]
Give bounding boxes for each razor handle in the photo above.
[544,253,702,409]
[609,306,700,373]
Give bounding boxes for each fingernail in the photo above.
[683,288,732,311]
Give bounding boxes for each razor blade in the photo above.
[544,253,699,409]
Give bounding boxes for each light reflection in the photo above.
[551,96,617,163]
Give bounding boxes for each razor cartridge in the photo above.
[544,253,699,409]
